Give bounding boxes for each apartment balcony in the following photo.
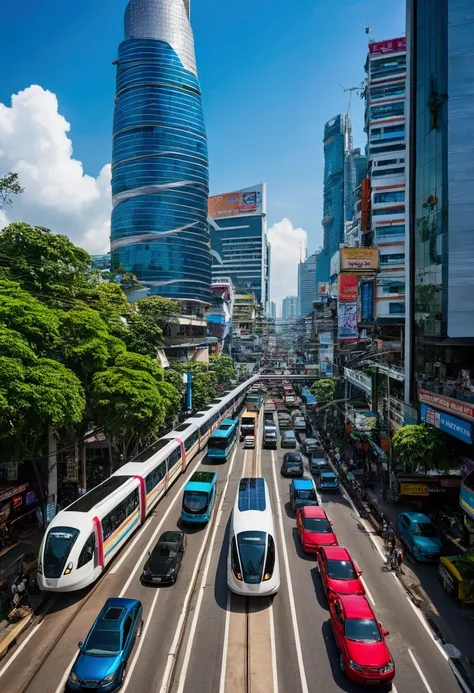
[417,377,474,407]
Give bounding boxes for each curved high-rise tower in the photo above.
[111,0,211,303]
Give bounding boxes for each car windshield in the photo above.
[303,518,331,533]
[287,463,302,471]
[345,618,382,643]
[297,489,317,501]
[237,531,266,584]
[322,475,337,483]
[43,526,80,578]
[327,559,357,580]
[413,522,437,537]
[84,629,122,656]
[182,491,209,514]
[153,542,178,558]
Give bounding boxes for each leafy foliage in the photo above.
[209,354,236,390]
[391,424,444,472]
[0,223,91,306]
[0,172,24,209]
[168,362,216,412]
[310,377,339,402]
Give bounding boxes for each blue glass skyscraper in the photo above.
[110,0,211,303]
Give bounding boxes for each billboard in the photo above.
[338,302,358,341]
[339,275,358,302]
[418,389,474,422]
[318,282,330,297]
[340,247,379,272]
[330,251,340,277]
[208,184,265,219]
[360,281,374,323]
[319,331,334,377]
[368,37,406,55]
[420,404,472,444]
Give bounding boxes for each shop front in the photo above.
[0,483,38,540]
[397,474,462,513]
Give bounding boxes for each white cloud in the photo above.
[0,85,111,253]
[267,218,307,312]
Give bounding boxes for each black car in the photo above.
[280,452,304,477]
[141,531,186,585]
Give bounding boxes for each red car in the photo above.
[296,505,338,553]
[329,595,395,685]
[318,546,365,601]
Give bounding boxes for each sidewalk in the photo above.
[0,528,44,574]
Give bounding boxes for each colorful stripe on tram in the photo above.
[104,508,140,558]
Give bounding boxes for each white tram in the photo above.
[227,477,280,596]
[37,376,258,592]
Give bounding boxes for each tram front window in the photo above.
[237,531,266,583]
[182,491,209,515]
[43,526,80,578]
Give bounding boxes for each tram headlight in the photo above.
[64,562,73,575]
[263,572,272,581]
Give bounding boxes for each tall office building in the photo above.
[270,302,277,320]
[365,37,407,323]
[209,184,269,310]
[405,1,474,461]
[110,0,211,303]
[317,115,351,283]
[282,295,298,320]
[298,254,318,317]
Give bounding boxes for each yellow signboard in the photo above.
[340,247,379,272]
[400,483,429,497]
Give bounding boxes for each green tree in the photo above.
[0,223,91,306]
[81,282,132,339]
[0,172,24,209]
[168,362,216,412]
[90,360,167,459]
[59,308,126,386]
[209,354,236,390]
[392,423,444,472]
[0,279,61,354]
[135,295,180,328]
[310,377,339,402]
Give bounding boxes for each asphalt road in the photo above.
[0,421,464,693]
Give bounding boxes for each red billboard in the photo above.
[369,37,406,55]
[339,274,358,302]
[418,389,474,422]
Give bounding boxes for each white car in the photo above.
[244,435,255,449]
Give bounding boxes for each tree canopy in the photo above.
[391,423,445,472]
[310,377,339,402]
[0,172,24,209]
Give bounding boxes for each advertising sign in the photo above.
[460,482,474,520]
[208,184,265,219]
[319,344,334,376]
[369,37,406,55]
[344,367,372,396]
[338,302,358,341]
[418,389,474,422]
[319,331,333,344]
[318,282,330,297]
[400,483,429,497]
[340,247,379,272]
[360,281,374,323]
[420,404,472,444]
[339,275,358,302]
[330,251,340,277]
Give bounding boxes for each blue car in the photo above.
[289,478,318,511]
[397,512,442,562]
[68,597,143,691]
[319,471,339,492]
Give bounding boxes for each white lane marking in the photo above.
[159,446,238,693]
[111,450,207,574]
[0,622,42,679]
[53,651,78,693]
[175,445,238,693]
[122,590,160,692]
[271,451,309,693]
[359,577,376,606]
[218,593,231,693]
[392,685,399,693]
[404,591,448,660]
[408,648,434,693]
[269,602,279,693]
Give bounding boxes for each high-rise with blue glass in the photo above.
[110,0,211,303]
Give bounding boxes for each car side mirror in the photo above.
[148,551,151,557]
[78,641,84,651]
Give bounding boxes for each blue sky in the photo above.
[0,0,404,295]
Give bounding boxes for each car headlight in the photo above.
[383,660,394,673]
[68,671,79,684]
[166,568,175,577]
[103,672,116,683]
[349,659,364,672]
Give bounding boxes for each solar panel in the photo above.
[238,478,266,512]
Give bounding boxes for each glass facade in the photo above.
[110,0,211,303]
[317,115,347,283]
[298,253,318,317]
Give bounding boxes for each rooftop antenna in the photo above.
[365,23,375,43]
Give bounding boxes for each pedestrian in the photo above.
[335,451,341,464]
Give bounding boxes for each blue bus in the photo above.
[181,471,218,523]
[208,418,239,461]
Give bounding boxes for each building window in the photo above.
[373,191,405,204]
[389,302,405,314]
[372,206,405,216]
[382,282,405,294]
[380,253,405,266]
[371,102,405,120]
